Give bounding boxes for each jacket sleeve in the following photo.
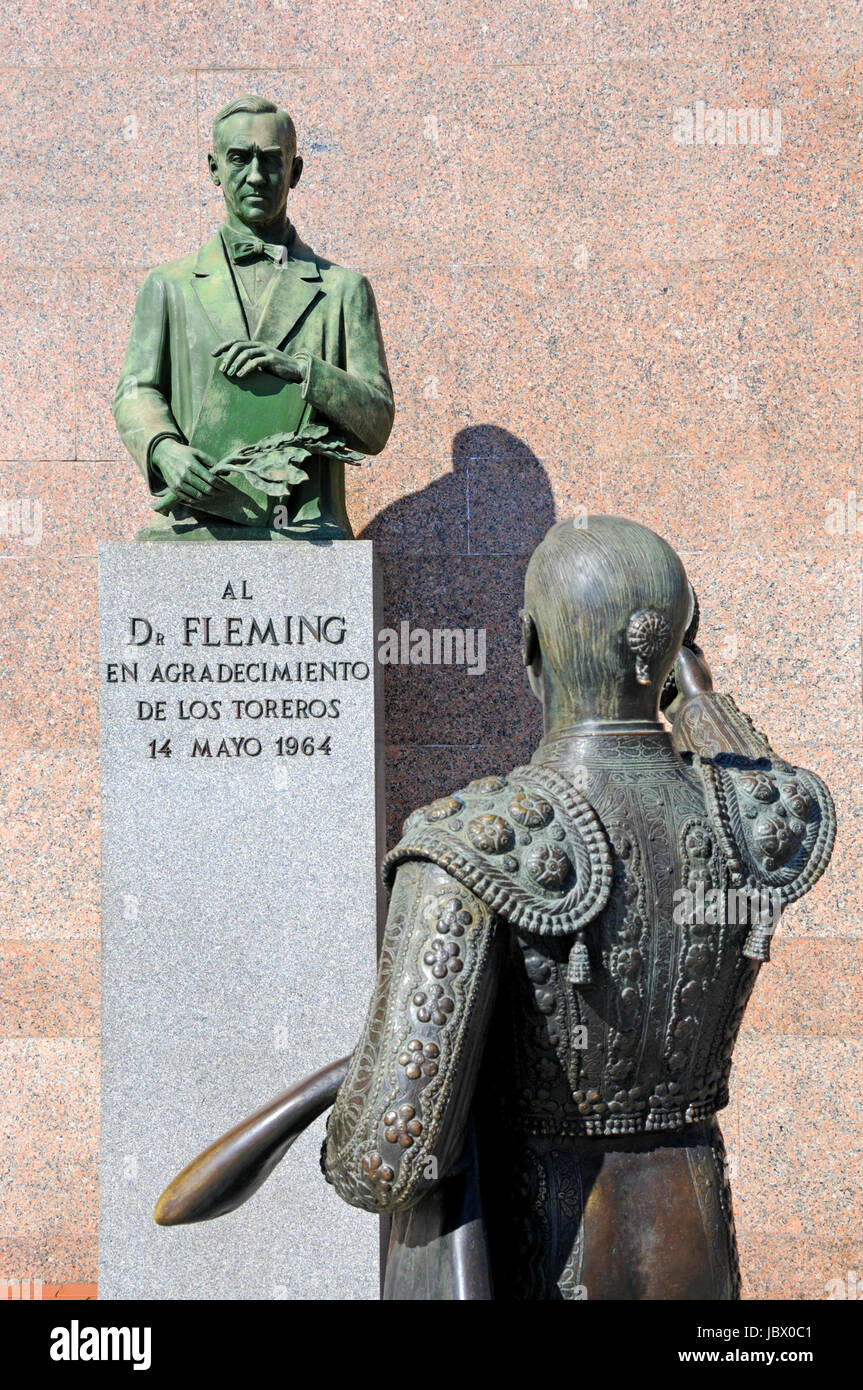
[299,272,394,456]
[673,690,836,961]
[671,688,776,761]
[323,858,504,1213]
[113,270,184,494]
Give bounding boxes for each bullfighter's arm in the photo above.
[323,859,504,1213]
[671,646,835,961]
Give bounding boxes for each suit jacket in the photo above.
[114,226,394,537]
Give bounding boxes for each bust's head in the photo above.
[208,95,302,233]
[522,515,694,730]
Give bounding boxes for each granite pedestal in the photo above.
[98,541,382,1300]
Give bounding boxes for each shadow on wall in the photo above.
[360,425,555,844]
[359,424,556,556]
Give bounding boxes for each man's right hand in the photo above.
[152,439,224,505]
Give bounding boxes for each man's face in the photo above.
[208,112,302,229]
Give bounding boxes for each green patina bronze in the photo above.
[115,95,394,542]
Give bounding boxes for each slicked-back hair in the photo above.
[524,516,691,702]
[212,95,297,155]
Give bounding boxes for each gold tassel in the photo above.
[567,936,592,986]
[743,923,772,963]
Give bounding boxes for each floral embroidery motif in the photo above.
[753,812,795,869]
[781,780,812,821]
[467,813,515,854]
[508,792,554,829]
[523,947,555,1015]
[424,796,464,821]
[397,1039,440,1079]
[525,843,572,890]
[465,775,507,793]
[685,826,713,859]
[433,896,473,936]
[423,936,463,978]
[413,985,454,1026]
[648,1080,683,1114]
[737,771,778,803]
[383,1104,423,1148]
[361,1151,394,1195]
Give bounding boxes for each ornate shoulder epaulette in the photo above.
[694,756,836,961]
[382,765,613,985]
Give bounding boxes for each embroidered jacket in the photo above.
[323,692,834,1212]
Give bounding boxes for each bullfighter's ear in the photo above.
[519,609,539,668]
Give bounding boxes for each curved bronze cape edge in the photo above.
[154,1055,349,1227]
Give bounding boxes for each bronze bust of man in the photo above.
[156,515,835,1300]
[115,95,394,542]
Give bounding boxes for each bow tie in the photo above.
[230,237,288,265]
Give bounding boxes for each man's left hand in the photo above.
[213,340,304,382]
[674,644,714,702]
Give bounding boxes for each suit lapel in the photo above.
[253,232,324,348]
[191,234,249,343]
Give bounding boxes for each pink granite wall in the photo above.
[0,2,859,1299]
